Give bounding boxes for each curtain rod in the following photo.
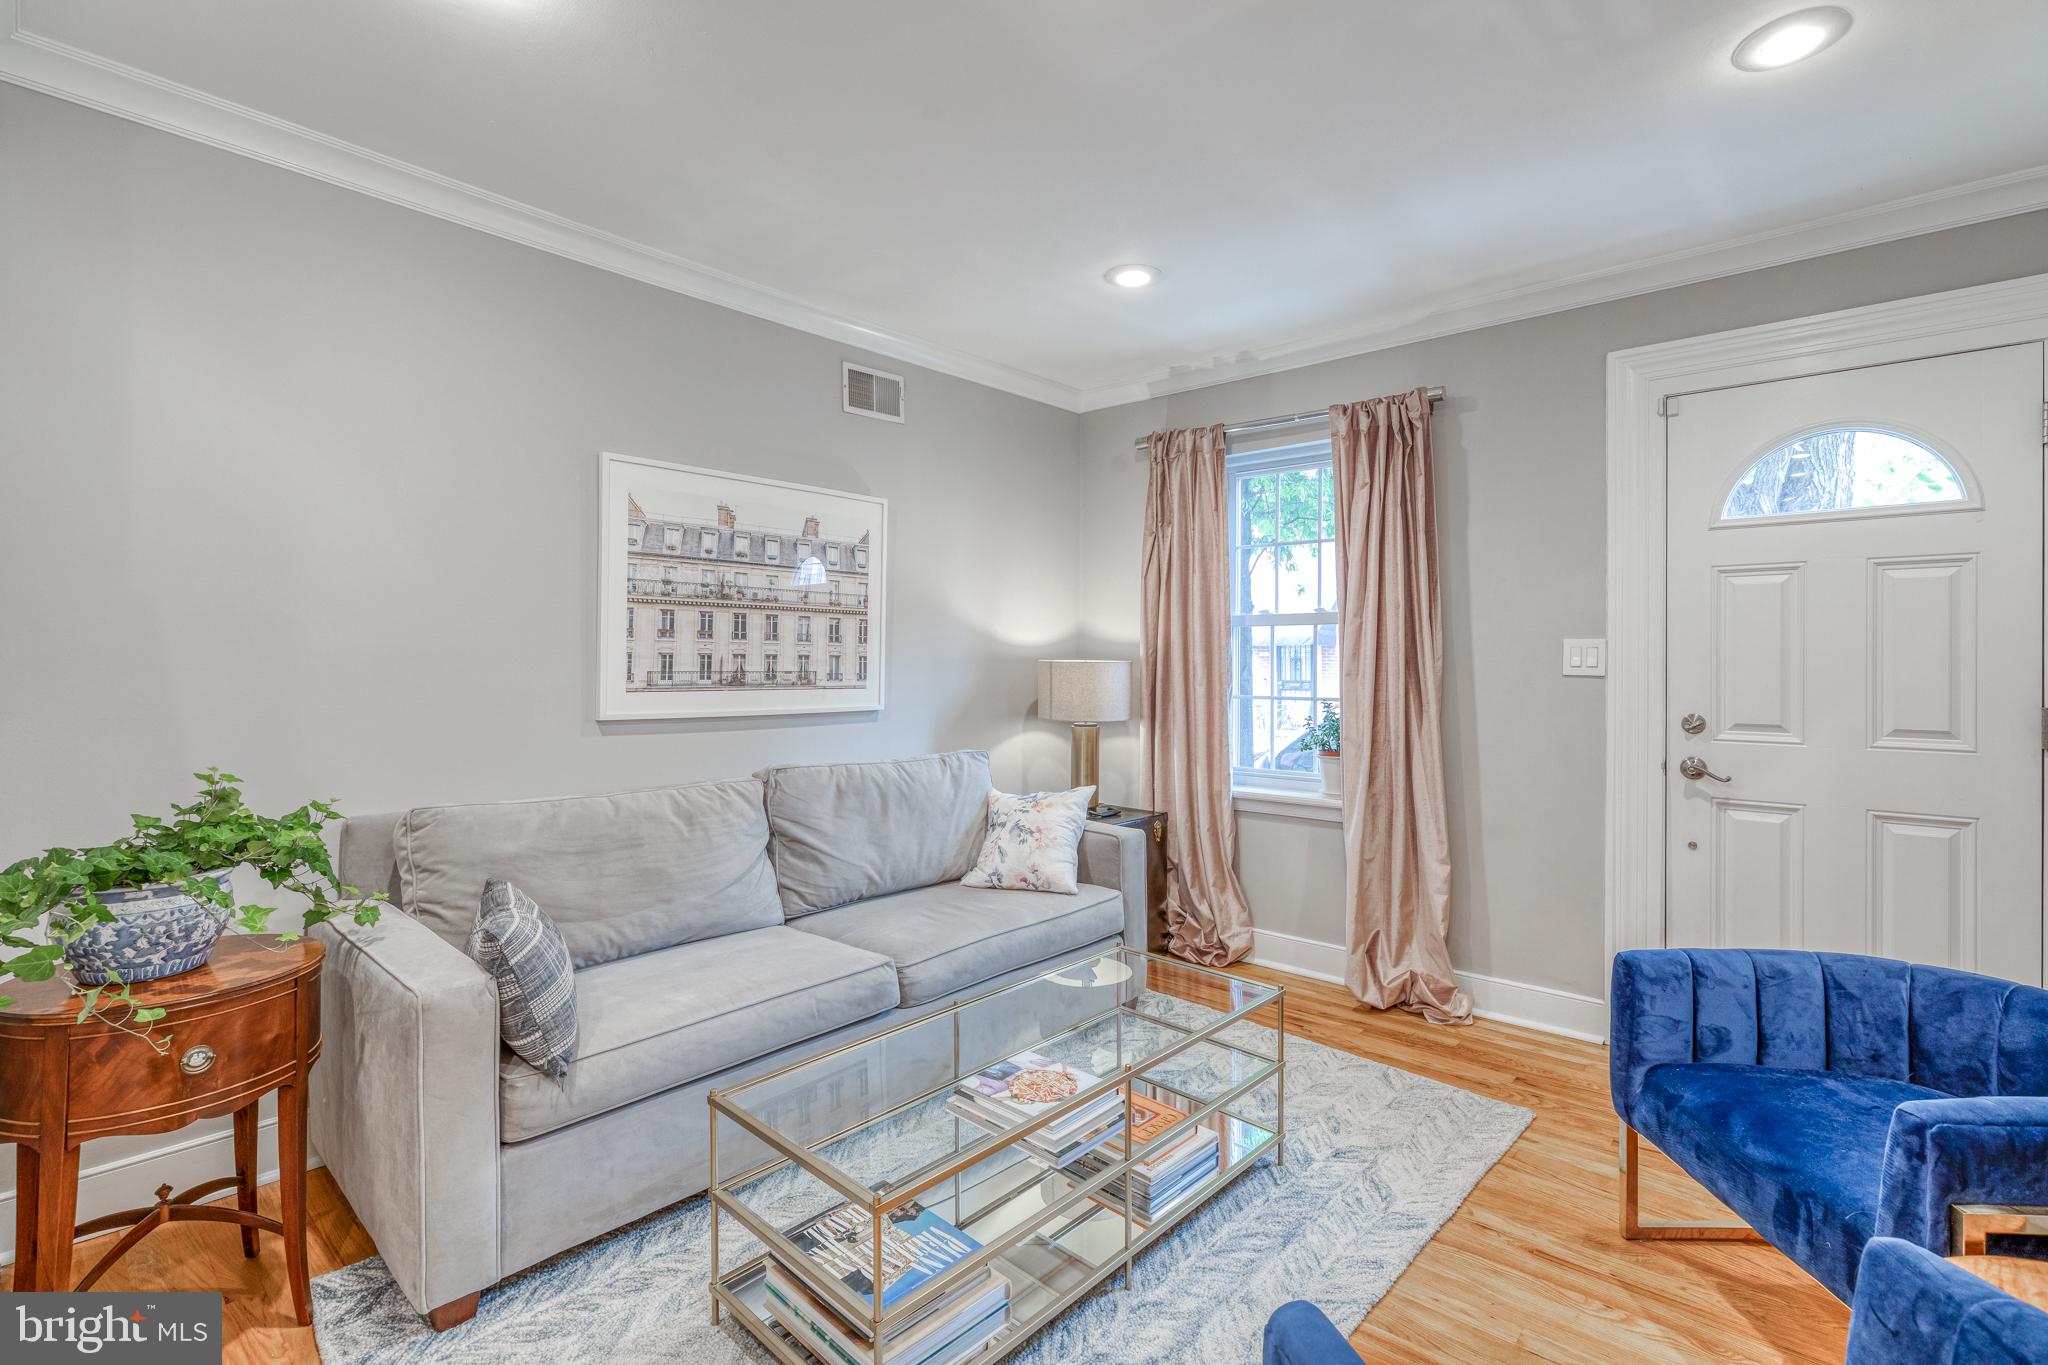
[1130,385,1445,452]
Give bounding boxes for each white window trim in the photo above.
[1232,786,1343,823]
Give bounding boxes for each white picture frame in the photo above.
[597,452,886,720]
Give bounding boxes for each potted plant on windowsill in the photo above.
[0,768,385,1051]
[1298,701,1343,798]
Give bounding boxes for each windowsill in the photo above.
[1231,786,1343,823]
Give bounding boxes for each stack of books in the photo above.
[1071,1093,1221,1226]
[946,1050,1124,1167]
[763,1200,1009,1365]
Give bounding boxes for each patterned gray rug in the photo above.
[310,1018,1530,1364]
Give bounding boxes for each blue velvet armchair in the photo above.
[1610,949,2048,1302]
[1845,1238,2048,1363]
[1262,1302,1364,1365]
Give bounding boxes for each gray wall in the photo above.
[0,83,1085,866]
[1078,209,2048,999]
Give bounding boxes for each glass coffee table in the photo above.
[707,946,1285,1364]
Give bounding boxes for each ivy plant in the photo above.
[0,769,385,1050]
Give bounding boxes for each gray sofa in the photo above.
[308,750,1148,1326]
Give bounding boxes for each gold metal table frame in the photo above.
[705,947,1287,1364]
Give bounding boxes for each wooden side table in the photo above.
[0,935,322,1325]
[1089,806,1168,951]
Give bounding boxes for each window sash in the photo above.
[1228,439,1338,783]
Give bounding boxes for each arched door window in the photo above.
[1718,427,1969,523]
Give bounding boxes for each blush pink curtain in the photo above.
[1142,424,1255,966]
[1330,391,1472,1023]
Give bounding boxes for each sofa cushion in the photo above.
[791,880,1122,1006]
[758,750,991,917]
[398,779,781,968]
[1634,1063,1946,1301]
[498,925,899,1143]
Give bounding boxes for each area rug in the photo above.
[310,1010,1531,1364]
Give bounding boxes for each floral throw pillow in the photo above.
[961,787,1095,893]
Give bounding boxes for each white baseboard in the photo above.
[0,1114,322,1267]
[1245,928,1609,1043]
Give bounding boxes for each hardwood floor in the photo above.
[44,963,1849,1363]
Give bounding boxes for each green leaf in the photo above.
[132,1006,167,1023]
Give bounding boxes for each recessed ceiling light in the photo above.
[1105,264,1159,289]
[1732,6,1852,71]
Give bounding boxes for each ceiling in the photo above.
[7,0,2047,411]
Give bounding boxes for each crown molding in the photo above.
[5,10,2045,420]
[0,18,1088,413]
[1073,162,2048,412]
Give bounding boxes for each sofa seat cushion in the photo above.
[499,925,899,1143]
[1634,1063,1946,1301]
[792,882,1123,1007]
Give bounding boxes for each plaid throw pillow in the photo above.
[467,879,577,1080]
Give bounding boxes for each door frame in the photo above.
[1604,271,2048,983]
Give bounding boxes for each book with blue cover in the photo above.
[783,1199,982,1318]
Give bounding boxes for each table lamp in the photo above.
[1037,659,1131,817]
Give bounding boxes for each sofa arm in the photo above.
[309,910,501,1316]
[1846,1237,2048,1363]
[1875,1096,2048,1255]
[1263,1301,1365,1365]
[1077,822,1150,951]
[1608,949,1704,1123]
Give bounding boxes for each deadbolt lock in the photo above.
[1680,713,1706,735]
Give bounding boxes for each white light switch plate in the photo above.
[1562,638,1607,677]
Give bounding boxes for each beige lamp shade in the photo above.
[1038,659,1131,724]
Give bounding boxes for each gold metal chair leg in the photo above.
[1619,1122,1765,1242]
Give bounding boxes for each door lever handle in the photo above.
[1678,756,1731,784]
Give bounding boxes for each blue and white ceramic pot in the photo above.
[58,871,236,985]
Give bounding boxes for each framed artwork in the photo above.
[597,452,886,720]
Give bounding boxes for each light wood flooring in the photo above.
[42,962,1849,1363]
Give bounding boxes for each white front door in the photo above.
[1664,343,2046,984]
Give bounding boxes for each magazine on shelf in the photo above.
[763,1260,1009,1365]
[953,1050,1119,1139]
[781,1199,983,1323]
[944,1094,1124,1165]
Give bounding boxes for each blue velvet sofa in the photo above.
[1262,1302,1364,1365]
[1845,1238,2048,1363]
[1611,949,2048,1301]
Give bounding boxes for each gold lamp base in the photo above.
[1070,724,1117,817]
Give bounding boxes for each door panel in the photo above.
[1665,342,2044,984]
[1866,554,1976,750]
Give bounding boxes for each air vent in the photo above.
[843,362,905,423]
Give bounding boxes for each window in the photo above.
[733,573,746,590]
[701,568,714,588]
[700,529,718,555]
[663,564,677,582]
[828,655,843,682]
[658,609,676,639]
[734,533,750,560]
[1230,444,1339,786]
[854,546,867,569]
[764,653,778,682]
[697,653,713,681]
[796,653,811,682]
[857,655,868,682]
[765,614,780,642]
[827,545,841,568]
[625,607,634,638]
[731,612,748,640]
[858,619,869,646]
[828,618,843,645]
[658,652,674,682]
[663,527,680,554]
[625,651,634,682]
[797,616,813,643]
[765,536,781,562]
[729,652,746,681]
[1720,427,1969,522]
[695,610,712,638]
